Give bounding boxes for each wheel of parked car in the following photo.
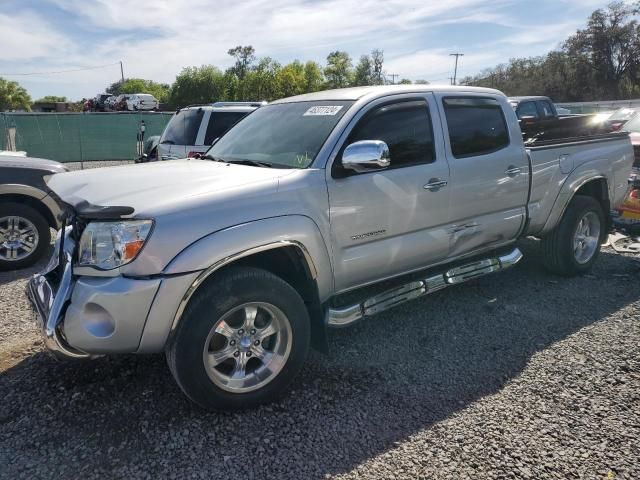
[166,266,310,410]
[0,202,51,271]
[542,195,605,276]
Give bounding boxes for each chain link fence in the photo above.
[0,112,172,163]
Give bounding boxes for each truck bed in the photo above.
[525,131,633,236]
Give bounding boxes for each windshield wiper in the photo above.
[200,154,225,162]
[159,139,174,144]
[224,159,273,168]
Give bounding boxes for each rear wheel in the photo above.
[542,195,605,276]
[0,202,51,271]
[167,267,310,410]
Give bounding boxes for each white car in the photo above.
[126,94,159,111]
[156,102,263,160]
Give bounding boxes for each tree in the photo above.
[0,78,32,111]
[277,60,306,98]
[227,45,256,80]
[353,55,374,86]
[107,78,170,102]
[303,61,324,92]
[240,57,282,101]
[414,79,430,85]
[35,95,67,103]
[324,51,353,89]
[564,1,640,99]
[371,49,385,84]
[398,79,412,85]
[169,65,227,108]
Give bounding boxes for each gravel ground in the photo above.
[1,239,639,479]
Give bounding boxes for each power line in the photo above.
[0,62,122,77]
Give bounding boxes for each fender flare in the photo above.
[164,214,333,324]
[540,171,609,236]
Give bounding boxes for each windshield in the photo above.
[206,101,353,168]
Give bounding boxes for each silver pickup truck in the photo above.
[28,86,634,410]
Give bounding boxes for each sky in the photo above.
[0,0,612,101]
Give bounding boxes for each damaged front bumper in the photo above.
[26,227,163,359]
[26,227,89,359]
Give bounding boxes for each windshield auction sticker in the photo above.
[303,105,344,116]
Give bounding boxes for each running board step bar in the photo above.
[327,248,523,328]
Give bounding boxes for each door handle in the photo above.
[505,166,521,177]
[424,178,448,191]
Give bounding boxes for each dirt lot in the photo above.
[1,239,639,480]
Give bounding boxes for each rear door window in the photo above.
[160,109,204,146]
[204,111,250,144]
[443,97,510,158]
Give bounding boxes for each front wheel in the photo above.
[542,195,605,276]
[167,267,310,410]
[0,202,51,271]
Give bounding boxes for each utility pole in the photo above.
[388,73,399,84]
[449,53,464,85]
[120,60,125,83]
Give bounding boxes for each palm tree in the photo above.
[0,78,32,111]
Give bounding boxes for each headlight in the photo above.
[77,220,153,270]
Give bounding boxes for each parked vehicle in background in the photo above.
[509,95,611,141]
[94,93,112,112]
[126,94,159,111]
[509,95,559,124]
[156,102,262,160]
[0,154,66,270]
[103,95,117,111]
[620,113,640,167]
[28,85,633,410]
[113,95,129,111]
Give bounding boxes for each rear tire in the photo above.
[167,266,310,410]
[542,195,605,276]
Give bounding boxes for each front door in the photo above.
[327,94,452,293]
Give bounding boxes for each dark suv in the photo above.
[0,154,66,270]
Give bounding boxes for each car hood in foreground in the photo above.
[46,159,291,217]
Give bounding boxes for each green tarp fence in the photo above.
[0,112,172,162]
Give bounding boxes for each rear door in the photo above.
[436,94,529,257]
[327,93,452,292]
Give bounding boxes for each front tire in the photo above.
[167,267,310,410]
[0,202,51,271]
[542,195,605,276]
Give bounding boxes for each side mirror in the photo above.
[342,140,390,173]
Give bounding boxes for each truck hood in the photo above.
[47,159,290,217]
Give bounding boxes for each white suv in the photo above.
[126,93,159,111]
[156,102,262,160]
